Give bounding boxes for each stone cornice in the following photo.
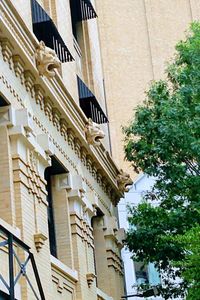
[0,0,123,204]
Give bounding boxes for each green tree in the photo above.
[124,22,200,299]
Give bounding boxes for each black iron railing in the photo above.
[0,224,45,300]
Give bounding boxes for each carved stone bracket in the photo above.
[116,169,133,193]
[84,118,105,146]
[34,233,47,252]
[35,41,61,78]
[0,38,13,68]
[12,55,25,84]
[86,273,96,287]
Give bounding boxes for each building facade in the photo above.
[118,175,162,300]
[96,0,200,298]
[0,0,130,299]
[97,0,200,179]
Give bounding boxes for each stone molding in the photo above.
[70,212,94,248]
[106,248,124,275]
[0,0,124,205]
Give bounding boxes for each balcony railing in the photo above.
[0,224,45,300]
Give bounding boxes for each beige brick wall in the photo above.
[97,0,200,178]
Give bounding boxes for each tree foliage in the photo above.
[124,22,200,299]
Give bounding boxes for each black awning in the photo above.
[77,77,108,124]
[31,0,74,63]
[70,0,97,24]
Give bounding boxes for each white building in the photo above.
[118,174,163,300]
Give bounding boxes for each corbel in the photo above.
[0,38,13,68]
[74,138,81,158]
[80,146,87,166]
[91,163,98,180]
[34,233,47,252]
[67,128,75,149]
[60,118,68,140]
[24,70,36,97]
[44,97,53,121]
[97,170,103,186]
[86,273,96,287]
[12,55,25,84]
[52,107,61,131]
[86,155,92,173]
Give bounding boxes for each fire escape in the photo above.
[0,224,45,300]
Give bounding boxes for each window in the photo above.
[134,261,149,285]
[45,157,66,257]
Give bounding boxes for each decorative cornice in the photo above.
[0,0,124,204]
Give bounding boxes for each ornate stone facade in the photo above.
[0,1,126,300]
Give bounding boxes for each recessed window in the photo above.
[45,156,67,257]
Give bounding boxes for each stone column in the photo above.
[8,108,53,299]
[51,173,74,268]
[68,179,97,300]
[0,107,16,225]
[93,215,125,300]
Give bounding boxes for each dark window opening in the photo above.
[70,0,97,38]
[0,291,10,300]
[77,76,108,124]
[91,208,104,288]
[31,0,74,62]
[0,95,9,107]
[44,156,67,257]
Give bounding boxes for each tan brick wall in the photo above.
[97,0,200,178]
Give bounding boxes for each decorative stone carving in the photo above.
[35,41,61,78]
[44,97,53,121]
[60,118,68,140]
[24,70,35,97]
[52,107,61,131]
[34,84,45,110]
[34,233,47,252]
[84,118,105,146]
[86,273,96,287]
[0,38,13,68]
[116,169,133,193]
[12,55,25,84]
[74,138,81,158]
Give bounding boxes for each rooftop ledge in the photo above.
[0,0,124,204]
